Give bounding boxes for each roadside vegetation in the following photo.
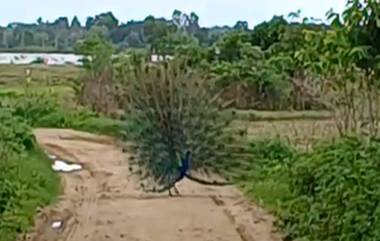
[0,105,59,241]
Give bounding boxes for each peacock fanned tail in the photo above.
[125,59,250,192]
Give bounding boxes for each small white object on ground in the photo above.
[51,221,62,229]
[48,154,58,160]
[52,160,82,172]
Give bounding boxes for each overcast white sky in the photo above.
[0,0,347,27]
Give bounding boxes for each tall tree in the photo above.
[85,17,95,30]
[250,16,287,50]
[172,9,189,30]
[234,21,249,31]
[94,12,119,30]
[52,17,69,30]
[188,12,200,34]
[71,16,82,29]
[143,17,173,53]
[37,17,43,25]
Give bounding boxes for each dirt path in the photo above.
[24,128,282,241]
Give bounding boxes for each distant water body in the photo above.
[0,53,83,65]
[0,53,171,66]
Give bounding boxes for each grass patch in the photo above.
[231,119,338,150]
[0,149,60,241]
[0,85,75,104]
[233,138,295,212]
[70,116,128,138]
[243,178,290,210]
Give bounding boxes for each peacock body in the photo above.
[125,60,249,194]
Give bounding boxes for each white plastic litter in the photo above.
[51,221,62,229]
[52,160,82,172]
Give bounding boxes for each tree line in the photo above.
[0,10,248,52]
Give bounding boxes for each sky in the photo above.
[0,0,347,27]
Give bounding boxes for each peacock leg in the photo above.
[173,185,181,196]
[168,188,173,197]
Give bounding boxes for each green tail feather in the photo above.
[125,60,252,190]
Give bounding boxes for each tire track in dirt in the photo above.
[23,128,282,241]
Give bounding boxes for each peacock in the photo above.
[124,59,251,196]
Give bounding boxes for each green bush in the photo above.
[5,89,125,137]
[5,87,88,128]
[0,107,35,158]
[249,138,295,171]
[35,106,98,129]
[10,90,62,127]
[0,106,59,241]
[240,137,380,241]
[280,137,380,241]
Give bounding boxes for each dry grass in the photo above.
[226,109,333,122]
[0,64,81,86]
[232,119,338,150]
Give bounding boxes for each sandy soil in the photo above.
[22,128,282,241]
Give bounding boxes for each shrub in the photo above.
[0,106,59,241]
[280,137,380,241]
[0,106,35,158]
[10,90,61,127]
[249,138,295,172]
[6,88,124,135]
